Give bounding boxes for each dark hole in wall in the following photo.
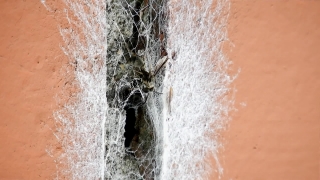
[107,0,167,178]
[124,108,137,148]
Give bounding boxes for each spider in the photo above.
[120,55,169,109]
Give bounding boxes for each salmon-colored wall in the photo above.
[1,1,319,180]
[220,1,320,179]
[0,1,67,179]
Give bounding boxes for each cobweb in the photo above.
[106,0,167,179]
[53,0,107,179]
[161,0,233,179]
[52,0,233,179]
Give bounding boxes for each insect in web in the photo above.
[119,55,169,109]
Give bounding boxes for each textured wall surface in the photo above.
[219,1,320,179]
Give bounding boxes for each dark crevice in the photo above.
[124,108,138,148]
[106,0,167,179]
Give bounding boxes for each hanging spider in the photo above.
[119,55,169,109]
